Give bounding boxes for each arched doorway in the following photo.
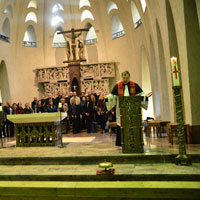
[71,77,80,94]
[0,60,11,103]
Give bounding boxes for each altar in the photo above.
[7,113,67,147]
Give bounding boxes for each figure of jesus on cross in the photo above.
[57,28,89,63]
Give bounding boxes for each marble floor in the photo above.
[0,130,200,157]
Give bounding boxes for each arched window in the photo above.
[25,12,37,23]
[107,1,118,14]
[0,18,10,42]
[131,1,142,28]
[140,0,146,13]
[84,23,97,44]
[52,3,64,13]
[51,15,64,26]
[27,0,37,9]
[79,0,91,9]
[111,15,125,39]
[23,25,37,47]
[3,5,13,17]
[81,10,94,22]
[52,29,66,48]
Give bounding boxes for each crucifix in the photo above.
[57,28,89,63]
[72,85,78,92]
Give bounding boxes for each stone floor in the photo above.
[0,131,200,157]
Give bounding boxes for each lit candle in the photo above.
[171,56,181,86]
[0,106,2,112]
[58,102,62,109]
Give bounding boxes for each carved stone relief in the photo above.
[81,79,109,94]
[44,82,70,97]
[38,67,69,83]
[37,62,115,97]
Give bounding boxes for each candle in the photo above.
[0,106,2,112]
[171,56,181,86]
[58,102,62,109]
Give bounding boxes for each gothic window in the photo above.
[131,1,142,28]
[25,11,37,23]
[79,0,91,9]
[84,23,97,45]
[23,25,37,47]
[3,5,13,18]
[0,18,10,42]
[51,15,64,26]
[107,1,118,14]
[52,29,66,48]
[52,3,64,13]
[140,0,147,13]
[27,0,37,9]
[111,14,125,39]
[81,10,94,22]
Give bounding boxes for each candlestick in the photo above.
[58,102,62,109]
[171,56,181,86]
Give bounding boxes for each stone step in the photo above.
[0,181,199,200]
[0,163,200,181]
[0,154,200,165]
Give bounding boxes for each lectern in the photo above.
[119,96,144,153]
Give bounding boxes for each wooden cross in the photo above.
[57,28,89,42]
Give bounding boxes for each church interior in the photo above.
[0,0,200,199]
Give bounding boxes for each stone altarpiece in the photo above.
[37,28,115,97]
[37,62,115,97]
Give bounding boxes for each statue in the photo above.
[57,28,89,63]
[71,40,76,61]
[65,41,71,61]
[78,40,84,60]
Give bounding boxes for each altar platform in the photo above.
[0,132,200,199]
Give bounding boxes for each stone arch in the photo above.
[25,11,37,23]
[52,27,66,48]
[183,0,200,125]
[141,47,154,120]
[156,20,170,120]
[23,25,37,46]
[111,14,125,39]
[150,36,161,119]
[0,17,10,42]
[81,10,94,22]
[166,0,182,122]
[79,0,91,9]
[27,0,37,9]
[3,4,13,18]
[52,3,64,13]
[107,1,118,14]
[83,23,98,63]
[131,0,142,28]
[0,60,11,103]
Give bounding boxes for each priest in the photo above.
[106,70,148,146]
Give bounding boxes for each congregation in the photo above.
[0,90,116,138]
